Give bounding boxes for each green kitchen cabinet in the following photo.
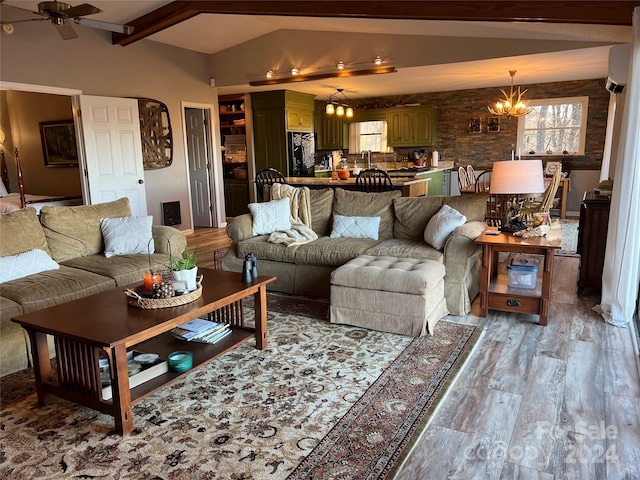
[224,180,250,217]
[252,91,315,176]
[314,100,348,150]
[387,106,437,147]
[424,169,444,196]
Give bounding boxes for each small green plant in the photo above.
[172,246,198,271]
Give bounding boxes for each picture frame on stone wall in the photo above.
[487,116,500,133]
[469,117,482,134]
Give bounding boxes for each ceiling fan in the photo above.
[0,1,134,40]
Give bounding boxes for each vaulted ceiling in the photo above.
[2,1,638,99]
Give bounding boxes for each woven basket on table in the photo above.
[124,276,203,310]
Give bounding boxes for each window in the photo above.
[517,96,589,156]
[348,121,388,153]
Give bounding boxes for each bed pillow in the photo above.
[330,215,381,240]
[424,205,467,250]
[0,180,8,197]
[248,198,291,236]
[100,216,155,258]
[0,248,59,283]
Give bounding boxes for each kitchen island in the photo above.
[284,176,429,197]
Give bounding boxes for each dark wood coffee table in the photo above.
[12,268,276,434]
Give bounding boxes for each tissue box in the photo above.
[507,256,539,289]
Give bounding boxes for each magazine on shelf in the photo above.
[101,350,168,401]
[171,319,228,341]
[189,326,232,344]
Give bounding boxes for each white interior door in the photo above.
[185,108,213,227]
[78,95,147,216]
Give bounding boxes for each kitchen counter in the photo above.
[284,176,429,197]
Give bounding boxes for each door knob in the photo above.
[138,179,144,184]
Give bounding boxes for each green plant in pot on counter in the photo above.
[171,246,199,292]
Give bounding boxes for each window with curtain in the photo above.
[348,121,388,154]
[517,96,589,156]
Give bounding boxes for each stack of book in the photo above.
[171,318,231,344]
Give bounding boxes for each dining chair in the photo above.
[255,168,287,201]
[458,166,475,193]
[355,168,395,192]
[474,170,492,192]
[521,168,562,216]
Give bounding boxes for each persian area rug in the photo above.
[0,297,482,480]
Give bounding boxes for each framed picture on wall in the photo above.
[39,120,79,167]
[469,117,482,134]
[487,116,500,132]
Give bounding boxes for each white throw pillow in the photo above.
[0,180,8,197]
[330,215,381,240]
[424,204,467,250]
[248,198,292,236]
[100,216,154,258]
[0,249,59,283]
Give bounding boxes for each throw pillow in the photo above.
[330,215,381,240]
[424,204,467,250]
[0,180,8,197]
[248,198,291,236]
[0,249,59,283]
[100,216,154,258]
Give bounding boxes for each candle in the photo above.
[511,150,515,161]
[143,271,153,291]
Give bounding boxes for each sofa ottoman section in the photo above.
[329,255,449,336]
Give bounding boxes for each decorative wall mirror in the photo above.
[136,97,172,169]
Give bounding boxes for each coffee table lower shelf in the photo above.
[38,327,255,414]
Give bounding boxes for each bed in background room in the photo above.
[1,148,83,213]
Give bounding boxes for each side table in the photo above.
[475,229,562,325]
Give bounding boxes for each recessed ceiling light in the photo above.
[374,56,382,66]
[291,68,299,75]
[337,61,345,70]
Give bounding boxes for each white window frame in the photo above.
[517,96,589,156]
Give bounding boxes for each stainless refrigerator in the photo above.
[288,132,316,176]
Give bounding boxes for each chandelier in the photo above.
[326,88,354,118]
[487,70,533,117]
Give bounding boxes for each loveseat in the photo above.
[0,197,187,377]
[222,188,488,317]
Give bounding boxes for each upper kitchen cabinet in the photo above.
[314,100,348,150]
[252,90,315,175]
[387,106,437,147]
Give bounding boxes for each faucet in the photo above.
[361,150,371,169]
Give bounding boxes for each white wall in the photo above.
[0,22,217,231]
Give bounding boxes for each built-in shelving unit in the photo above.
[219,94,249,217]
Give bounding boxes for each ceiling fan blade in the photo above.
[1,17,48,24]
[1,2,47,18]
[62,3,101,17]
[75,17,134,34]
[56,21,78,39]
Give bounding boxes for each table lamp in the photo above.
[489,160,545,231]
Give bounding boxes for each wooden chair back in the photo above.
[474,170,492,193]
[356,168,394,192]
[255,168,287,201]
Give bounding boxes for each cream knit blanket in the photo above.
[268,183,318,246]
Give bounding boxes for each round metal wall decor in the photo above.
[136,97,173,169]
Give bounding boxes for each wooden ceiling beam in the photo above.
[113,1,640,47]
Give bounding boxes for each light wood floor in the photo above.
[187,228,640,480]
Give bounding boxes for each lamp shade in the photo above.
[490,160,544,194]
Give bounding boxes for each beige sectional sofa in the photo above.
[223,188,488,317]
[0,198,186,377]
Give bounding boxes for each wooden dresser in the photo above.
[577,191,611,294]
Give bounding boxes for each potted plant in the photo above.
[172,246,199,291]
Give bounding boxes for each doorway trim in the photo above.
[180,101,225,228]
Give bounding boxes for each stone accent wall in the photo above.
[353,78,608,171]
